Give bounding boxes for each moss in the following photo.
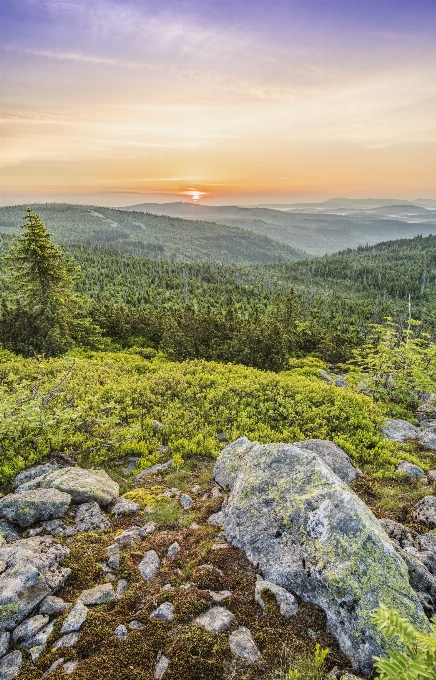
[58,533,108,600]
[165,625,230,680]
[122,485,165,507]
[260,588,281,616]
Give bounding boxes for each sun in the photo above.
[179,189,209,203]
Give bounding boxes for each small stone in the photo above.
[106,572,116,582]
[189,523,200,530]
[334,378,348,387]
[12,615,49,643]
[0,632,10,658]
[39,596,69,616]
[108,552,120,570]
[162,584,172,591]
[53,632,80,648]
[116,579,128,599]
[23,621,55,649]
[0,651,22,680]
[60,601,88,634]
[136,460,173,480]
[179,494,193,510]
[167,542,180,559]
[210,488,222,499]
[111,498,141,517]
[208,590,232,602]
[114,624,128,639]
[153,420,164,431]
[383,419,420,442]
[195,606,235,633]
[207,511,225,526]
[0,521,19,544]
[429,470,436,482]
[121,458,140,475]
[107,543,119,555]
[74,501,111,533]
[138,550,160,580]
[114,528,142,547]
[28,645,45,663]
[411,496,436,528]
[78,583,115,605]
[129,620,145,630]
[255,577,299,617]
[0,489,71,528]
[228,627,261,663]
[319,369,332,382]
[191,485,201,494]
[154,654,169,679]
[63,661,78,674]
[42,658,64,678]
[397,461,425,480]
[150,602,174,621]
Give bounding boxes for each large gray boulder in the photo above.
[0,489,71,528]
[213,438,429,674]
[0,537,70,631]
[291,440,361,484]
[16,467,119,506]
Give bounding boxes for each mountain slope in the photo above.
[123,201,436,255]
[0,203,303,265]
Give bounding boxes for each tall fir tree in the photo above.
[2,208,100,356]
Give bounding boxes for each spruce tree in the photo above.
[3,208,99,356]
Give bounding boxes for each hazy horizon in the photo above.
[1,0,435,207]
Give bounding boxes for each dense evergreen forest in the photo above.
[2,230,436,367]
[0,204,303,264]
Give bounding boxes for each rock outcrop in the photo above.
[16,467,119,506]
[0,489,71,528]
[213,437,429,674]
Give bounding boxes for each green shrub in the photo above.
[0,352,401,486]
[372,603,436,679]
[278,644,329,680]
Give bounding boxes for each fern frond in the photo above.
[372,603,418,653]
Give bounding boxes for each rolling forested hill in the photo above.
[123,201,436,255]
[2,230,435,366]
[0,203,303,265]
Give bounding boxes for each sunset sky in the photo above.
[1,0,435,206]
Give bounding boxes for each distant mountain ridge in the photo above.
[122,200,436,256]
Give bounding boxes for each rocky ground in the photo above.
[1,425,436,680]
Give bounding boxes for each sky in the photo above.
[0,0,435,206]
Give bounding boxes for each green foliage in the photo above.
[1,210,100,356]
[279,644,329,680]
[352,318,436,407]
[372,603,436,679]
[0,352,401,487]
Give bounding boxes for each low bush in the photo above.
[0,352,402,486]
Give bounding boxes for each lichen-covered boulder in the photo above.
[16,467,119,506]
[213,438,429,674]
[0,536,70,631]
[291,440,361,484]
[0,489,71,528]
